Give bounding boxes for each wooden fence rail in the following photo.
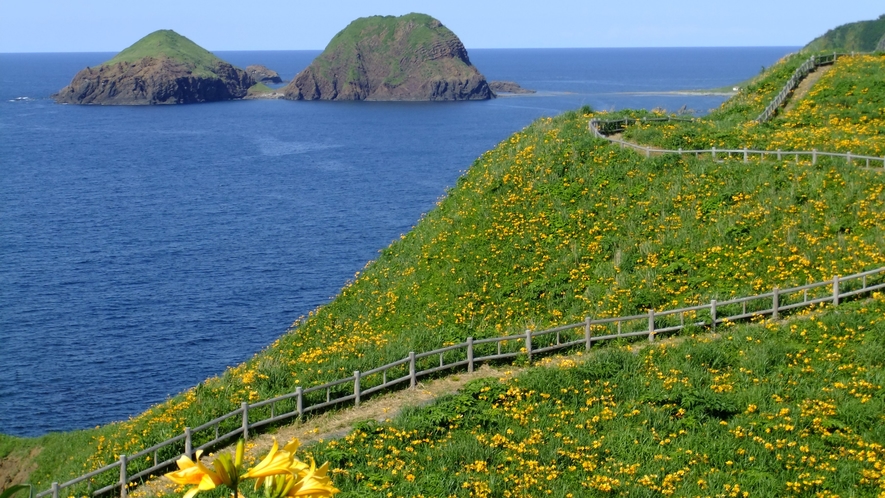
[588,117,885,168]
[37,266,885,498]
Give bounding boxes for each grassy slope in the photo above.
[6,55,885,492]
[306,296,885,497]
[624,53,885,156]
[803,14,885,53]
[103,30,225,78]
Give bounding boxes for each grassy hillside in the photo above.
[5,55,885,494]
[103,30,226,77]
[624,53,885,156]
[804,14,885,53]
[305,296,885,496]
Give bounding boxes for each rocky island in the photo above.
[283,13,493,101]
[53,30,253,105]
[246,65,283,84]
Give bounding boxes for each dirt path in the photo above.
[133,363,528,497]
[783,65,832,114]
[132,335,699,498]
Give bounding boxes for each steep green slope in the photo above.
[804,14,885,53]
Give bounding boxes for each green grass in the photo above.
[4,41,885,496]
[304,296,885,496]
[323,13,446,54]
[246,82,274,94]
[103,30,225,78]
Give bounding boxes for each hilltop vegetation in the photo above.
[104,30,226,76]
[804,14,885,53]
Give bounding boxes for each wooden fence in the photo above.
[754,52,842,123]
[588,116,885,168]
[37,267,885,498]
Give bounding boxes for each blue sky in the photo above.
[0,1,881,52]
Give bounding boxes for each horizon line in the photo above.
[0,45,804,55]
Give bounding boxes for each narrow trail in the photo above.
[133,355,585,497]
[783,64,832,114]
[134,302,827,497]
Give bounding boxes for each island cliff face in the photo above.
[53,30,253,105]
[283,13,493,101]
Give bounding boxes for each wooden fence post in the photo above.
[296,387,303,417]
[712,146,717,161]
[812,149,817,165]
[525,329,533,363]
[833,276,840,306]
[241,402,249,440]
[467,337,474,373]
[119,455,128,498]
[711,299,717,331]
[184,427,192,460]
[743,148,748,163]
[584,317,592,350]
[772,287,780,320]
[354,371,361,407]
[648,309,655,342]
[409,352,416,388]
[777,149,782,161]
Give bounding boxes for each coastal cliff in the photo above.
[283,13,493,101]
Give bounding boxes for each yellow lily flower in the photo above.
[287,461,339,497]
[242,439,299,488]
[164,450,223,498]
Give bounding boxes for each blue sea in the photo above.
[0,47,796,437]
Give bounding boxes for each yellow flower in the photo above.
[286,461,339,497]
[243,439,302,488]
[164,451,223,498]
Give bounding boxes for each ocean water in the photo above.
[0,47,795,436]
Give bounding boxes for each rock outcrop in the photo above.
[53,30,253,105]
[489,81,536,94]
[246,65,283,84]
[283,13,493,101]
